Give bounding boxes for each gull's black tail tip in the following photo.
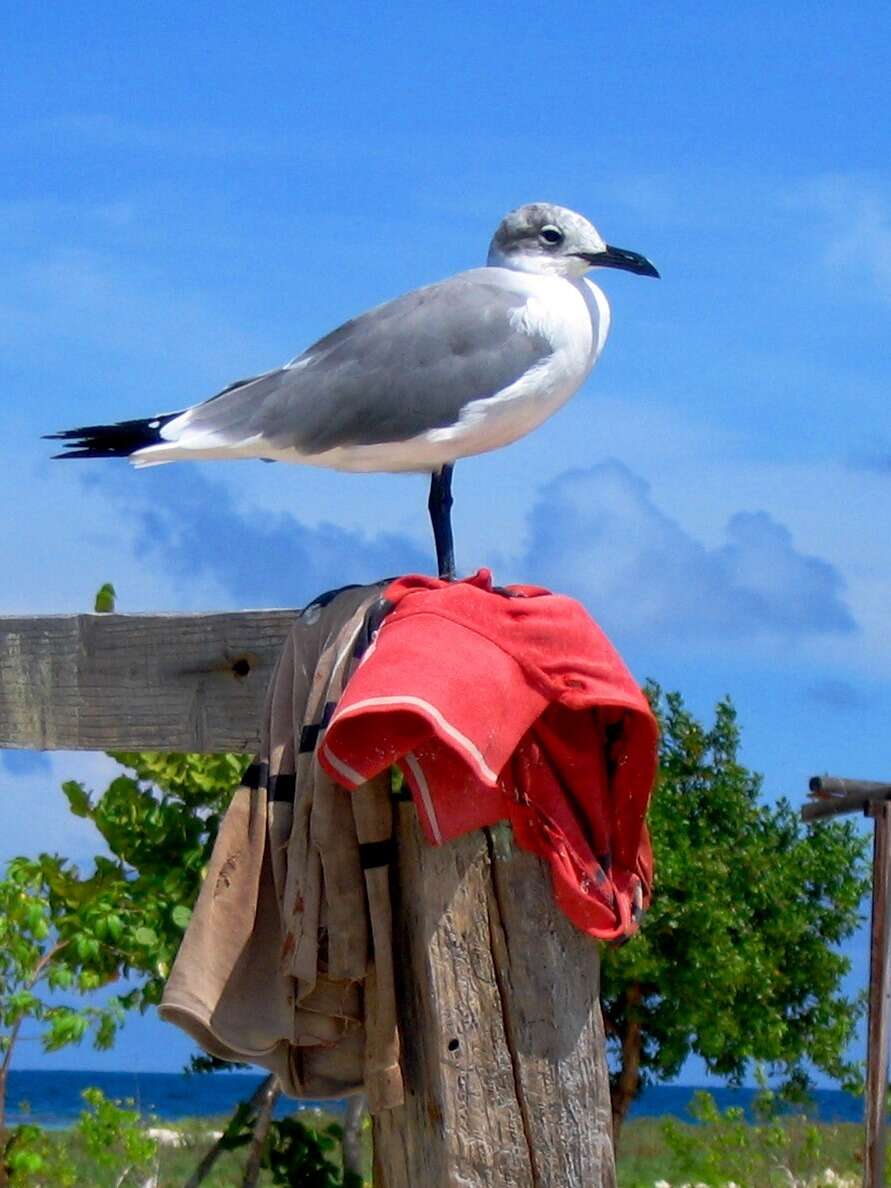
[45,412,179,460]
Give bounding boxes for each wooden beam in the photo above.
[0,611,298,752]
[802,775,891,822]
[810,776,891,800]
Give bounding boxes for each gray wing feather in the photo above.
[176,271,552,453]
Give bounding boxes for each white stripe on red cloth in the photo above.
[328,694,500,785]
[403,752,443,845]
[320,744,366,789]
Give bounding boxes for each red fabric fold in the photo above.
[319,569,658,941]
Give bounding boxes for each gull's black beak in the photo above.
[575,244,660,278]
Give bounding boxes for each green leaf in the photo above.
[133,926,158,947]
[47,966,74,990]
[93,582,117,613]
[105,913,124,942]
[8,1149,44,1174]
[62,780,92,818]
[171,904,192,929]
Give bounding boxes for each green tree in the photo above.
[602,685,871,1137]
[0,857,126,1181]
[0,746,245,1183]
[59,748,248,1015]
[1,744,369,1186]
[6,1088,158,1187]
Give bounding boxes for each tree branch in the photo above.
[183,1074,276,1188]
[342,1095,366,1180]
[611,982,643,1143]
[241,1076,280,1188]
[0,939,70,1149]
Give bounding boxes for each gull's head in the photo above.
[487,202,659,280]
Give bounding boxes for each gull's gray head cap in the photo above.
[487,202,660,280]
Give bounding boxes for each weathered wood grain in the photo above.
[865,801,891,1188]
[0,612,299,752]
[487,823,617,1185]
[373,808,617,1187]
[803,775,891,822]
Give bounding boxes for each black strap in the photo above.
[242,763,297,804]
[352,596,395,661]
[242,761,268,790]
[268,773,297,803]
[298,701,338,753]
[359,838,395,869]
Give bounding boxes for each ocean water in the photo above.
[4,1070,866,1129]
[628,1084,864,1125]
[6,1071,339,1129]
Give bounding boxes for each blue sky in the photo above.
[2,2,890,1076]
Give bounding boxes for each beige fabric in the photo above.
[160,583,403,1113]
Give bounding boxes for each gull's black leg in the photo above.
[428,464,456,580]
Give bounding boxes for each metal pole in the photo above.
[865,801,891,1188]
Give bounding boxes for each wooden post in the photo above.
[373,813,616,1187]
[866,802,891,1188]
[0,609,618,1186]
[803,775,891,1188]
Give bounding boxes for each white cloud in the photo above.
[0,751,120,867]
[88,452,856,648]
[787,174,891,305]
[513,461,854,642]
[0,441,227,616]
[98,463,430,610]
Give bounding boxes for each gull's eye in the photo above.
[539,225,564,246]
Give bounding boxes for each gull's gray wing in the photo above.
[171,269,552,454]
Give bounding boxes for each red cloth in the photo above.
[318,570,658,941]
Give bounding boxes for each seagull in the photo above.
[48,202,658,579]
